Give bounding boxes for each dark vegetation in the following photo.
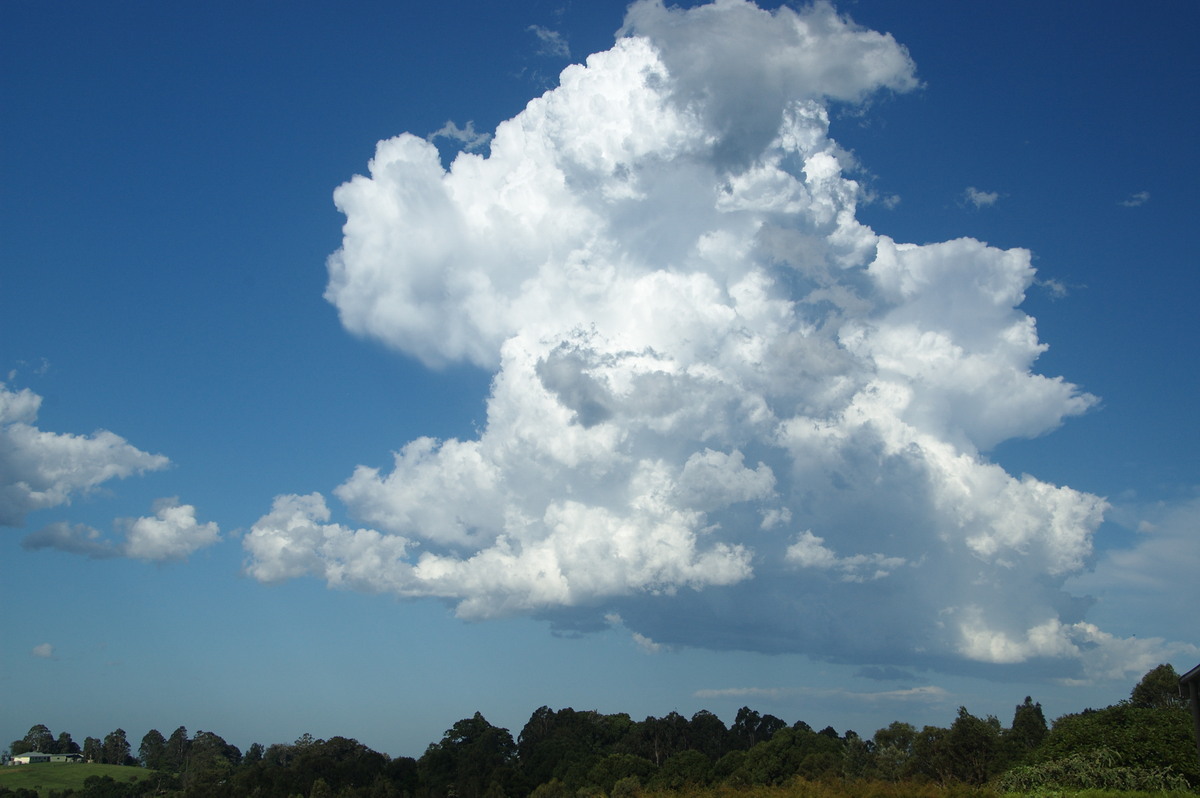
[2,664,1195,798]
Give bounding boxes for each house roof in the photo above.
[1180,662,1200,686]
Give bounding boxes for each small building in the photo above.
[12,752,51,765]
[1181,662,1200,762]
[9,752,83,765]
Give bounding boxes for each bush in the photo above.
[995,747,1191,793]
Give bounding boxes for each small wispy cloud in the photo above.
[964,186,999,208]
[32,643,54,659]
[1119,190,1150,207]
[608,613,666,653]
[428,120,491,153]
[632,632,664,654]
[529,24,570,58]
[1035,277,1070,299]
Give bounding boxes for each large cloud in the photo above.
[1,383,169,526]
[246,0,1174,679]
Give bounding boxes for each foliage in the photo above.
[995,746,1191,792]
[871,723,917,783]
[100,730,133,768]
[730,710,787,751]
[11,726,53,757]
[6,663,1198,798]
[419,712,519,798]
[1000,699,1047,769]
[650,750,713,790]
[137,730,166,772]
[945,708,1002,786]
[1130,664,1187,710]
[1037,701,1199,786]
[517,707,634,790]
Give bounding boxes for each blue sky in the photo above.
[2,0,1197,759]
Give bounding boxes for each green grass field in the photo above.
[0,762,152,795]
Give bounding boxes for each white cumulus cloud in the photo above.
[1,383,170,527]
[22,498,221,562]
[121,498,221,561]
[245,0,1173,681]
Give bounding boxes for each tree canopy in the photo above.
[5,664,1196,798]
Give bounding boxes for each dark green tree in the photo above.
[729,725,843,785]
[1038,701,1199,786]
[242,741,265,765]
[292,735,387,795]
[650,749,711,789]
[1131,663,1186,709]
[182,729,241,794]
[841,732,874,779]
[618,712,691,767]
[910,724,953,784]
[11,724,53,755]
[101,728,133,766]
[419,712,518,798]
[1000,696,1047,768]
[944,707,1000,785]
[139,729,167,770]
[729,708,785,749]
[164,726,189,772]
[517,707,632,789]
[872,721,916,781]
[687,710,729,761]
[55,731,80,755]
[82,735,102,763]
[385,755,420,797]
[584,752,656,793]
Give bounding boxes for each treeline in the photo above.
[4,664,1197,798]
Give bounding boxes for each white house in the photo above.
[10,752,83,765]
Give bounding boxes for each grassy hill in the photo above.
[0,762,154,796]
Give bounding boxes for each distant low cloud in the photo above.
[32,643,54,659]
[1065,494,1200,670]
[694,685,949,703]
[249,0,1182,683]
[1119,190,1150,207]
[694,686,793,701]
[855,666,919,682]
[23,521,119,558]
[22,498,219,562]
[964,186,999,208]
[529,24,570,58]
[0,383,169,527]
